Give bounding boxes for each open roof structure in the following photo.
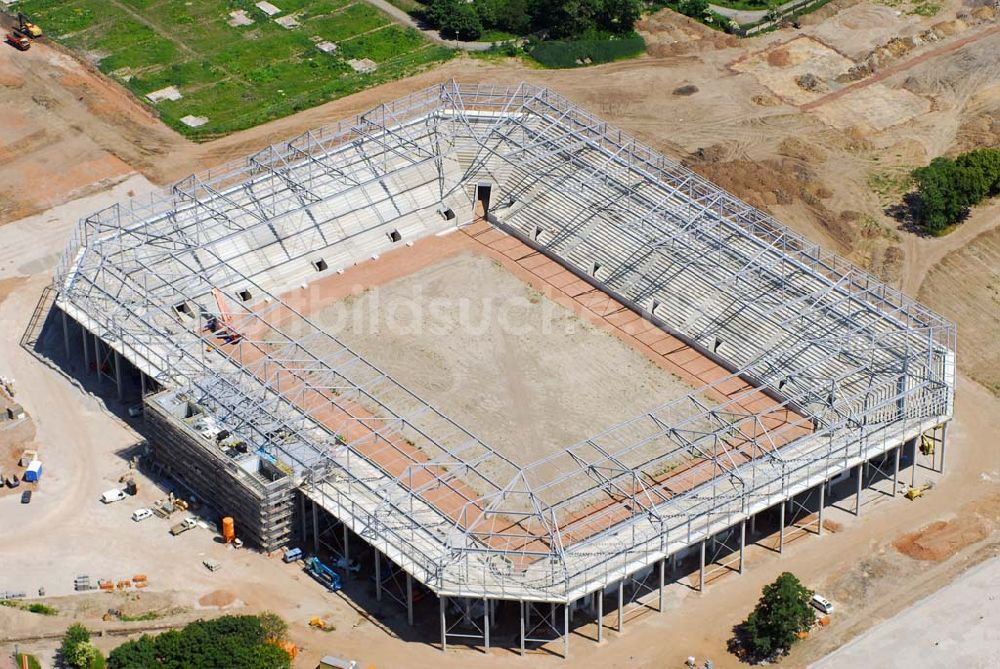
[54,82,956,604]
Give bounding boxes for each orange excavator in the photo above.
[208,288,242,344]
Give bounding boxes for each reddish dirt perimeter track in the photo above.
[214,220,813,562]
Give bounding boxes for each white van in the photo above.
[101,489,127,504]
[131,508,153,522]
[811,594,834,614]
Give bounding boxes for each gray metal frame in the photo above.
[53,82,955,607]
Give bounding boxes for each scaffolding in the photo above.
[53,82,955,613]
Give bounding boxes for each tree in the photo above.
[257,611,288,642]
[677,0,709,19]
[736,572,814,661]
[441,1,484,40]
[913,157,969,234]
[600,0,643,33]
[60,623,101,669]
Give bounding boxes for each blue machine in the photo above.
[306,557,342,592]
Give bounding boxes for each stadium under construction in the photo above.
[51,82,956,655]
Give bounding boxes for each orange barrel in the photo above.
[222,517,236,543]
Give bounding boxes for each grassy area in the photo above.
[18,0,453,139]
[14,653,42,669]
[1,600,59,615]
[528,34,645,68]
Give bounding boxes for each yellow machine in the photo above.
[920,434,935,456]
[17,13,42,39]
[309,616,331,631]
[905,482,933,500]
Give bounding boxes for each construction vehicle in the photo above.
[5,33,30,51]
[170,517,198,535]
[309,616,332,631]
[306,557,342,592]
[16,14,42,39]
[920,433,935,456]
[208,288,242,344]
[905,482,934,500]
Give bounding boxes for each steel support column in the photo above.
[563,603,569,659]
[61,309,70,359]
[114,349,123,401]
[519,600,525,655]
[311,500,319,554]
[81,325,89,371]
[893,446,901,496]
[855,463,863,515]
[699,539,706,591]
[779,502,785,554]
[658,559,665,611]
[375,553,382,602]
[484,598,490,650]
[597,590,603,643]
[440,596,447,651]
[406,573,414,626]
[818,481,826,536]
[92,333,100,385]
[940,423,948,472]
[298,494,305,544]
[342,523,350,580]
[739,518,746,575]
[617,580,624,632]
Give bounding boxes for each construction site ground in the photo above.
[1,0,999,666]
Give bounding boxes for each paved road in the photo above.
[360,0,495,51]
[811,557,1000,668]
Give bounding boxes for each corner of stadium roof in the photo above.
[50,80,957,654]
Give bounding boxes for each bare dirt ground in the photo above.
[1,1,1000,667]
[305,252,702,467]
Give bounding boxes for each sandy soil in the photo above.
[307,252,703,467]
[1,2,999,668]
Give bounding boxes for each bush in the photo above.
[912,148,1000,234]
[107,614,291,669]
[732,572,814,662]
[528,33,645,68]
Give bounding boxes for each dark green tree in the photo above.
[737,572,814,661]
[60,623,100,669]
[913,157,968,234]
[599,0,643,33]
[677,0,709,18]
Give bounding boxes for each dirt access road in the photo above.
[1,1,1000,667]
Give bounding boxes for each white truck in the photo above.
[170,517,197,536]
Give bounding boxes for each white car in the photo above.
[131,508,153,522]
[101,489,127,504]
[811,594,834,615]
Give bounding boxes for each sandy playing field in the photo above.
[305,252,705,466]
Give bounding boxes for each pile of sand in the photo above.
[893,516,992,561]
[198,590,237,608]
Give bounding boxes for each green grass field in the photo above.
[18,0,454,138]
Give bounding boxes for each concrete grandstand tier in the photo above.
[52,82,956,610]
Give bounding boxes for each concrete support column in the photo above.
[855,463,863,515]
[818,481,826,536]
[699,539,706,592]
[61,309,70,359]
[406,573,414,626]
[440,596,447,651]
[893,446,901,496]
[738,518,746,575]
[779,502,785,554]
[484,598,490,650]
[658,559,665,611]
[519,601,526,655]
[311,501,319,555]
[374,553,382,602]
[617,580,624,632]
[597,591,603,643]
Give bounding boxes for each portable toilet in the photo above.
[24,460,42,483]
